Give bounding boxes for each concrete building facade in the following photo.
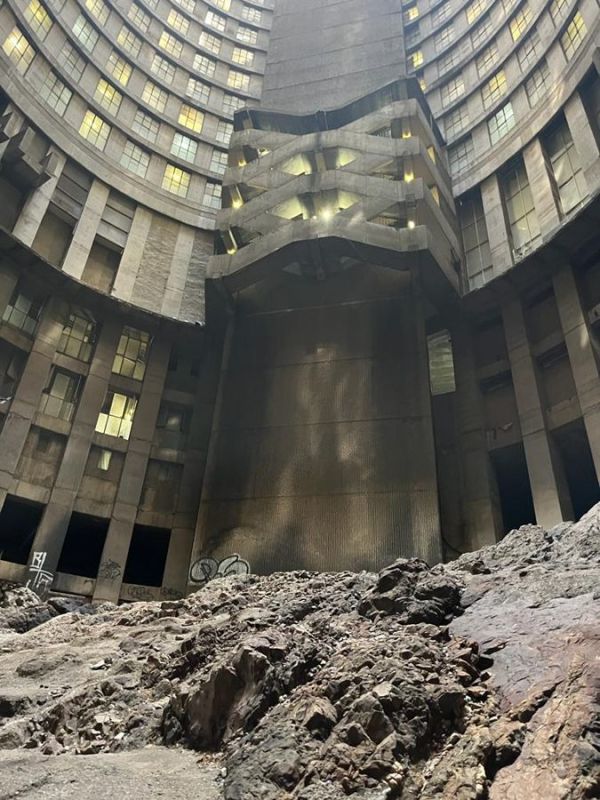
[0,0,599,600]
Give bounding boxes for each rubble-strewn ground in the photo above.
[0,506,599,799]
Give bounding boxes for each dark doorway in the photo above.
[553,420,600,520]
[0,497,44,564]
[490,443,536,533]
[123,524,171,587]
[57,512,109,578]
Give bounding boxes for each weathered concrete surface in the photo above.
[0,505,598,799]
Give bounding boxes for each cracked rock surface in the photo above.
[0,505,599,799]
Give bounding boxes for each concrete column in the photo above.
[161,224,196,319]
[93,335,171,603]
[522,138,561,238]
[111,206,153,302]
[452,321,502,548]
[564,90,600,188]
[501,293,573,527]
[24,319,123,595]
[553,265,600,480]
[61,179,110,280]
[0,297,65,510]
[11,150,67,247]
[480,173,513,277]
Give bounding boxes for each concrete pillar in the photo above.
[452,321,502,548]
[24,319,123,596]
[501,292,574,527]
[161,224,196,319]
[93,335,171,603]
[11,150,67,247]
[480,173,513,277]
[61,179,110,280]
[564,90,600,188]
[111,206,153,302]
[522,138,561,238]
[553,265,600,480]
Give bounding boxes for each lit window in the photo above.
[500,158,540,252]
[459,191,493,288]
[476,42,498,76]
[232,46,254,66]
[132,109,159,142]
[142,80,168,113]
[2,289,43,335]
[466,0,485,24]
[25,0,52,40]
[441,75,464,107]
[227,69,250,91]
[162,163,191,196]
[205,10,226,30]
[509,6,531,41]
[481,70,506,109]
[241,6,262,24]
[223,93,244,115]
[40,70,72,115]
[517,31,541,70]
[107,52,132,86]
[79,110,111,150]
[410,50,423,68]
[471,15,492,48]
[95,78,122,115]
[488,102,515,144]
[561,11,587,60]
[210,149,228,173]
[215,120,233,144]
[544,117,587,214]
[194,53,216,76]
[444,104,469,139]
[171,132,198,162]
[151,53,175,83]
[85,0,108,23]
[203,181,222,209]
[95,391,138,439]
[448,137,474,177]
[178,103,203,132]
[434,24,454,52]
[199,30,221,53]
[97,449,112,471]
[404,5,419,20]
[213,0,230,8]
[128,4,150,32]
[117,26,142,57]
[60,42,85,80]
[159,31,183,57]
[168,9,189,34]
[187,77,210,103]
[236,26,258,45]
[120,140,150,177]
[113,326,150,380]
[58,309,96,361]
[72,15,98,52]
[39,369,81,422]
[525,62,550,107]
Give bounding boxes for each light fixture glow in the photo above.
[407,219,416,229]
[320,207,333,221]
[404,170,414,183]
[232,198,243,208]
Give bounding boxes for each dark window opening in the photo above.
[553,420,600,520]
[123,524,170,587]
[56,512,109,579]
[0,497,43,564]
[490,443,536,533]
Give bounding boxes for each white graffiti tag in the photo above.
[189,554,250,586]
[26,551,54,596]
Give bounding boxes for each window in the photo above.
[459,191,493,288]
[159,31,183,57]
[466,0,485,24]
[171,132,197,162]
[228,70,250,91]
[113,326,150,380]
[544,118,587,214]
[561,11,587,60]
[120,140,150,177]
[448,137,474,177]
[85,0,108,24]
[205,10,226,30]
[517,31,541,70]
[210,149,228,173]
[438,47,462,76]
[434,25,454,52]
[203,181,221,209]
[151,53,175,83]
[40,70,72,116]
[72,15,98,52]
[79,110,111,150]
[162,164,191,196]
[157,403,188,432]
[525,62,550,107]
[58,309,95,361]
[549,0,569,24]
[117,26,142,57]
[432,2,451,25]
[213,0,231,9]
[509,6,531,41]
[405,25,420,49]
[194,53,216,77]
[142,80,168,113]
[232,46,254,66]
[174,0,194,11]
[223,93,244,115]
[441,75,464,107]
[2,289,43,335]
[236,26,258,45]
[97,449,112,471]
[133,109,159,142]
[187,77,210,103]
[39,370,80,422]
[427,331,456,395]
[95,79,122,115]
[128,4,150,32]
[500,159,540,252]
[241,6,262,24]
[488,102,515,144]
[471,15,492,48]
[25,0,52,40]
[60,42,85,81]
[476,42,498,76]
[107,52,132,86]
[482,70,507,109]
[95,391,138,439]
[2,27,35,74]
[178,104,203,132]
[410,50,423,69]
[444,104,469,138]
[199,30,221,53]
[168,9,189,34]
[215,120,233,144]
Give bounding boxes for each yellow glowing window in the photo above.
[159,31,183,57]
[205,10,226,30]
[214,0,231,9]
[178,104,204,132]
[168,9,189,34]
[107,52,132,86]
[85,0,108,24]
[199,31,221,53]
[561,11,587,59]
[142,80,168,113]
[2,27,35,74]
[25,0,52,39]
[411,50,424,68]
[227,69,250,90]
[418,77,427,91]
[466,0,485,24]
[162,164,191,197]
[96,391,138,440]
[509,6,531,41]
[430,185,440,205]
[405,5,419,19]
[481,70,506,108]
[79,110,111,151]
[94,78,122,115]
[232,46,254,66]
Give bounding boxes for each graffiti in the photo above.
[97,559,122,581]
[128,586,154,601]
[160,587,183,600]
[26,551,54,598]
[189,554,250,587]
